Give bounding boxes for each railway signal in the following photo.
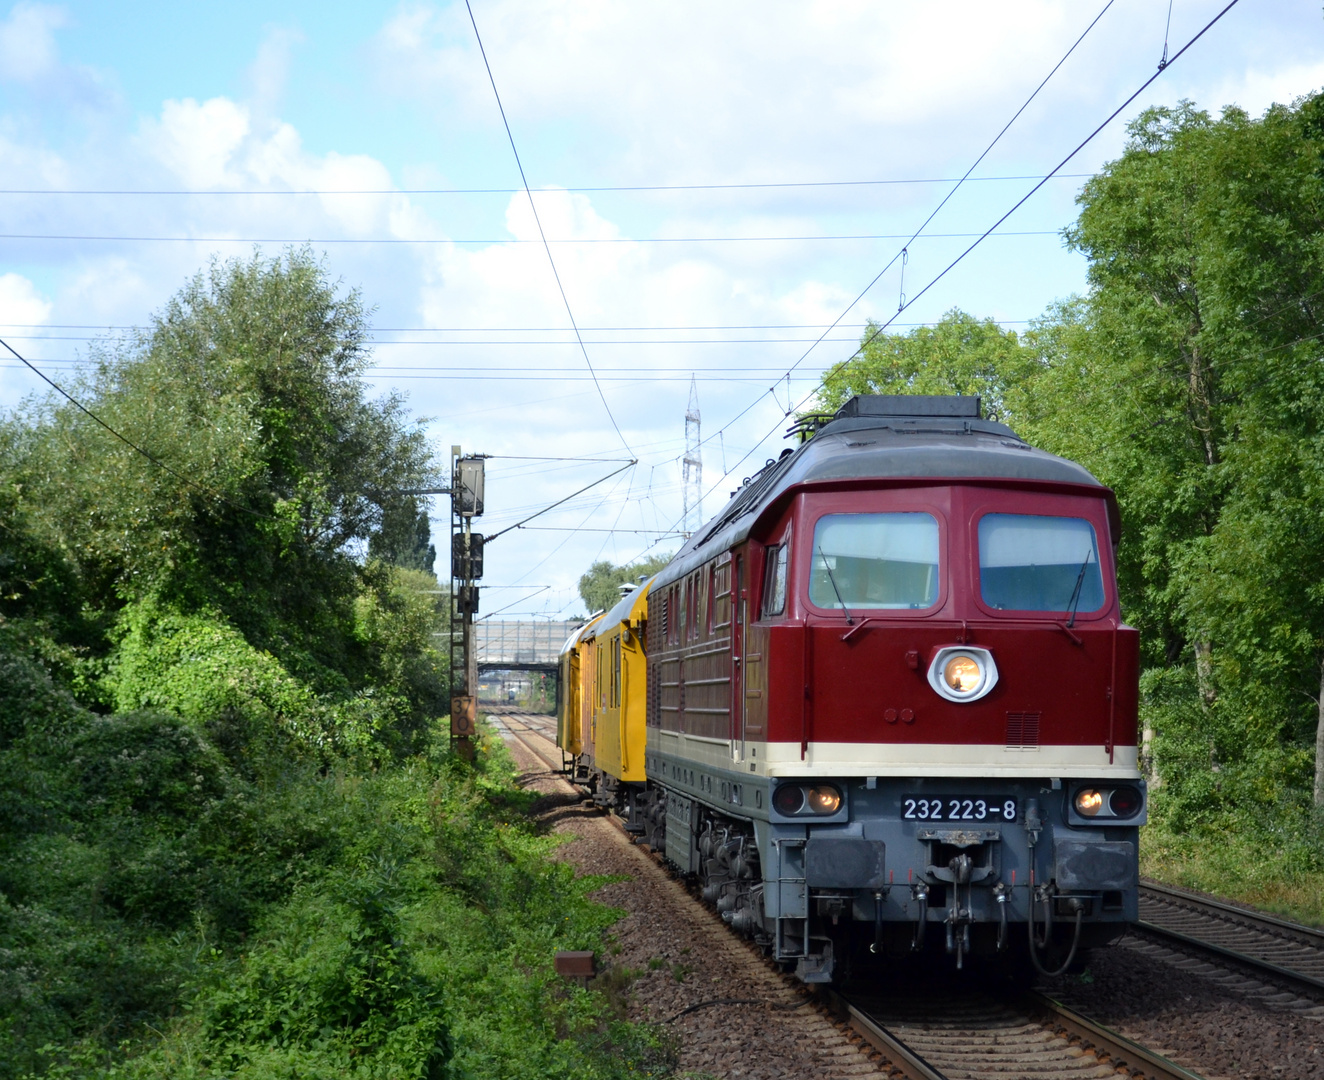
[450,447,487,759]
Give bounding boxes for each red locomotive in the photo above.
[562,394,1143,980]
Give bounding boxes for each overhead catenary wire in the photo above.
[650,0,1119,484]
[0,364,834,383]
[0,321,1033,332]
[507,468,638,588]
[1159,0,1176,69]
[626,0,1243,567]
[0,229,1060,246]
[0,172,1093,197]
[806,0,1243,393]
[515,526,685,535]
[477,586,551,621]
[777,0,1118,388]
[483,460,637,543]
[463,0,632,458]
[0,334,986,348]
[486,454,638,463]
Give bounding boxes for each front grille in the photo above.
[1006,711,1041,749]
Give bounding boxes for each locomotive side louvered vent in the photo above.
[1005,711,1041,750]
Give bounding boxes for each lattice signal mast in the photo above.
[682,375,702,538]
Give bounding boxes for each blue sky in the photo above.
[2,0,1322,617]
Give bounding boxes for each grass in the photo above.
[1140,814,1324,928]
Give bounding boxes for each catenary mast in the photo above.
[682,375,702,538]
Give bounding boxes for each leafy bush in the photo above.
[0,637,673,1080]
[103,603,415,764]
[60,739,675,1080]
[1143,665,1316,831]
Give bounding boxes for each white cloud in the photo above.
[0,1,66,84]
[134,95,429,240]
[59,259,155,325]
[141,97,253,190]
[370,0,1097,182]
[1209,62,1324,118]
[246,25,304,111]
[0,272,53,326]
[0,1,113,107]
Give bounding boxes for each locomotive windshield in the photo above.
[978,513,1104,614]
[809,512,939,610]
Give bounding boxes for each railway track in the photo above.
[1136,879,1324,997]
[487,709,563,770]
[491,710,1209,1080]
[831,988,1206,1080]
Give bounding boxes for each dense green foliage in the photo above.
[576,555,672,616]
[0,253,671,1078]
[824,93,1324,882]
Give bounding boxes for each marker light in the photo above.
[1074,789,1105,816]
[927,646,999,703]
[806,785,842,814]
[1108,785,1143,818]
[772,784,805,815]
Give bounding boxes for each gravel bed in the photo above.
[503,735,886,1080]
[1037,936,1324,1079]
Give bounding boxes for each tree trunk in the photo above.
[1194,638,1216,706]
[1142,724,1159,788]
[1315,654,1324,808]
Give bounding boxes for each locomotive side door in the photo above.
[731,554,746,763]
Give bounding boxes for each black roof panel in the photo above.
[835,393,982,418]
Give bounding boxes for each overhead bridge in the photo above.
[475,620,584,674]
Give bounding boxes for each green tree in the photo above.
[1066,97,1324,802]
[369,499,437,573]
[577,554,672,614]
[819,308,1039,422]
[9,248,436,692]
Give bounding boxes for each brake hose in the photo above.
[1026,833,1084,977]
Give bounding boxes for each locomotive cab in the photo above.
[641,394,1143,981]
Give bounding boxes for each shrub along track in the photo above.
[490,711,1221,1080]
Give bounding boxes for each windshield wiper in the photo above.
[818,546,854,625]
[1065,549,1093,628]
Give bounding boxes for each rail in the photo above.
[1137,880,1324,994]
[826,986,1205,1080]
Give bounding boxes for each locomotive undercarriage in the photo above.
[626,754,1140,983]
[567,752,1139,982]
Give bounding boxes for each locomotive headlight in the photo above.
[927,646,999,703]
[1070,782,1147,824]
[1074,788,1105,816]
[806,785,842,814]
[943,655,982,694]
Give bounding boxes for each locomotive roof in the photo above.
[582,576,654,641]
[658,394,1106,583]
[558,612,603,659]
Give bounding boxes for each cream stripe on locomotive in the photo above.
[649,729,1139,777]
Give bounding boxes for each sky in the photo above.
[1,0,1321,619]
